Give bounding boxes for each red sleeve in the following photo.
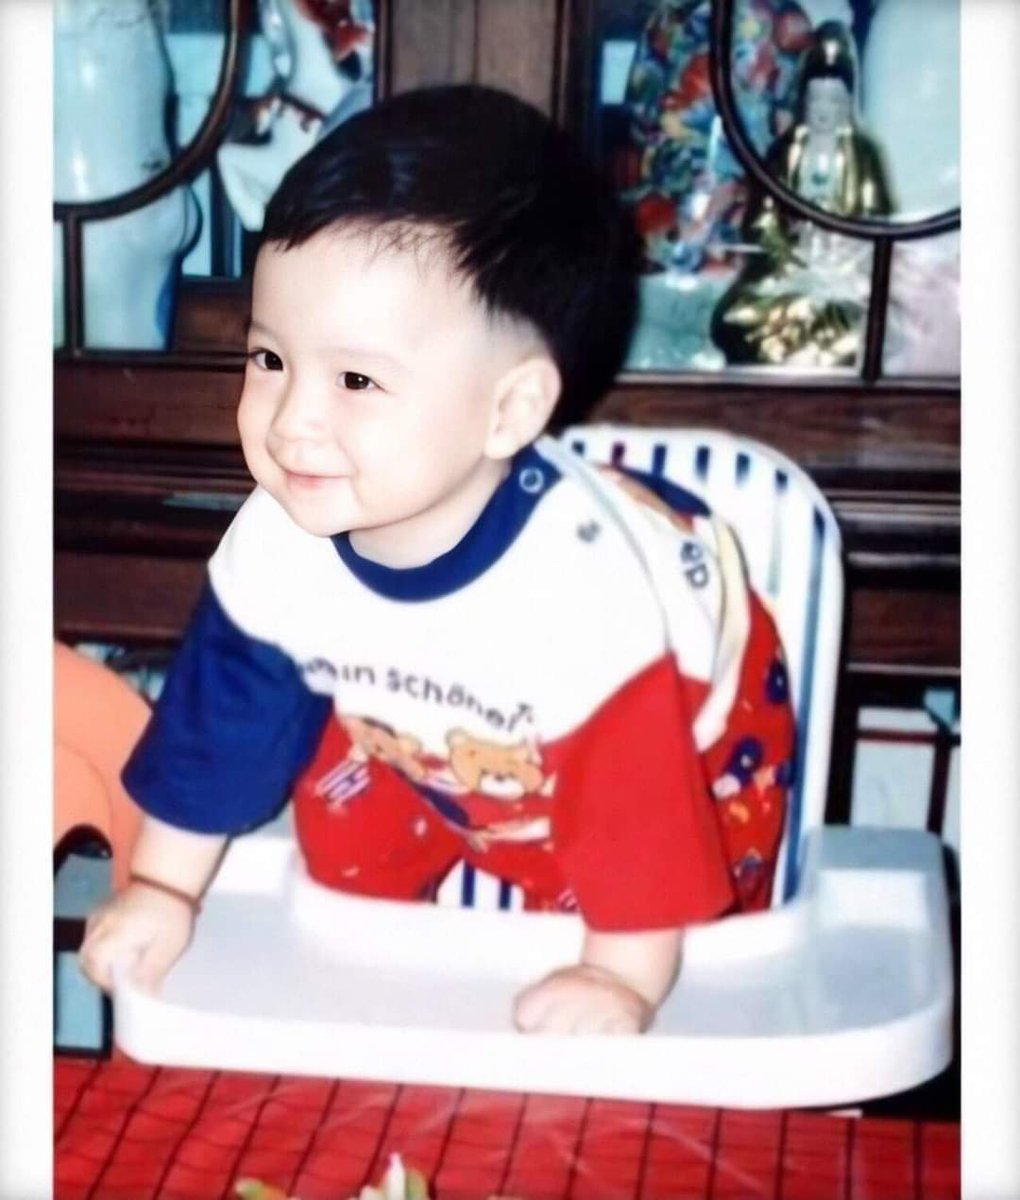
[551,654,735,931]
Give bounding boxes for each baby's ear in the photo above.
[486,354,561,459]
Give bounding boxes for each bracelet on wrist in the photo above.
[128,871,202,915]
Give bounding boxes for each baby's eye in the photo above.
[340,371,375,391]
[247,348,284,371]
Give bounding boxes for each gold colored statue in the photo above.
[711,21,894,368]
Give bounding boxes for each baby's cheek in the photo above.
[237,402,274,473]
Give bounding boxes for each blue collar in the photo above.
[330,444,560,602]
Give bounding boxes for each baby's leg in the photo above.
[292,717,462,901]
[702,595,796,911]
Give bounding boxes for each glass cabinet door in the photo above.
[54,0,379,351]
[584,0,959,378]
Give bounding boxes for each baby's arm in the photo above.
[513,926,683,1035]
[80,815,226,994]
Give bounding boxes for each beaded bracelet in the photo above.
[128,871,203,915]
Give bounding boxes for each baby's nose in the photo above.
[271,380,327,441]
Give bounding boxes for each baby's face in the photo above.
[239,228,522,551]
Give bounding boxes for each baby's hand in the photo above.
[513,963,653,1035]
[80,882,196,994]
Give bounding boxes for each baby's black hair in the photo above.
[262,84,639,427]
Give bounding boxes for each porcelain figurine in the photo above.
[710,20,894,368]
[217,0,374,232]
[54,0,199,349]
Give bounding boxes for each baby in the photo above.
[81,85,794,1034]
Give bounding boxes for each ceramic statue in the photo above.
[54,0,199,350]
[710,20,894,368]
[217,0,374,232]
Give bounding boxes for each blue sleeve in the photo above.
[122,582,333,834]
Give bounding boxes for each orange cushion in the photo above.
[54,643,150,890]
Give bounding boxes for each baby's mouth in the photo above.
[284,470,347,489]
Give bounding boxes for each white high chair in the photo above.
[113,426,954,1109]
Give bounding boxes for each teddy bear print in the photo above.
[444,729,555,851]
[446,729,550,799]
[342,715,428,783]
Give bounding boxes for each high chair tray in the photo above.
[114,825,953,1109]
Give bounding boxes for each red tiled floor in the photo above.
[55,1058,960,1200]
